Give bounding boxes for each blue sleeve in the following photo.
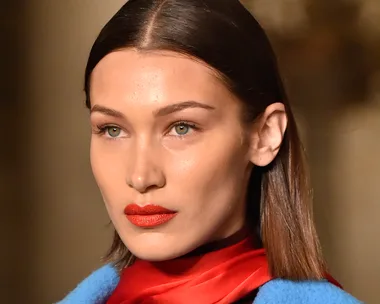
[56,264,119,304]
[254,279,363,304]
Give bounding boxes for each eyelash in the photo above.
[167,121,199,137]
[93,121,200,139]
[94,124,117,135]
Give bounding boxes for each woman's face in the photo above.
[90,49,253,261]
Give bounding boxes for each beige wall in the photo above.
[24,1,126,303]
[307,103,380,303]
[2,1,378,303]
[326,104,380,299]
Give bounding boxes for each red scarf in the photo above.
[107,236,340,304]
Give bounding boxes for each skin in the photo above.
[89,49,287,261]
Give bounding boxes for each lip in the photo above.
[124,204,177,228]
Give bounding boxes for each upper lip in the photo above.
[124,203,176,215]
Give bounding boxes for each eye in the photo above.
[106,126,122,138]
[94,124,126,139]
[174,123,190,135]
[168,122,197,136]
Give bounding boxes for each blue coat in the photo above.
[57,264,362,303]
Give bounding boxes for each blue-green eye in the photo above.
[174,123,190,135]
[106,127,121,137]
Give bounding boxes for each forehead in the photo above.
[90,49,232,107]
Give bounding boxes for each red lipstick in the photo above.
[124,204,177,228]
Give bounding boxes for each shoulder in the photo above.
[56,264,119,304]
[253,279,363,304]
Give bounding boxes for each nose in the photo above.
[126,141,166,193]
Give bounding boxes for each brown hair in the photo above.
[84,0,325,280]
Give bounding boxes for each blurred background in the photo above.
[1,0,379,303]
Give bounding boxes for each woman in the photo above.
[58,0,362,303]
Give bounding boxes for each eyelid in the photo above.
[93,120,201,138]
[166,120,200,137]
[94,124,129,139]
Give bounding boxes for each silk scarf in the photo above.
[107,236,340,304]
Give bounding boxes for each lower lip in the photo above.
[126,213,177,228]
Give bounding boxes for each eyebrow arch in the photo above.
[153,101,215,117]
[90,105,126,119]
[91,101,215,119]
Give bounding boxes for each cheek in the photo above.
[90,140,127,205]
[168,136,248,210]
[90,143,108,186]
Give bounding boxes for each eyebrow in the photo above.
[153,101,215,116]
[90,105,126,118]
[90,101,215,118]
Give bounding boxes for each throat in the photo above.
[184,226,252,257]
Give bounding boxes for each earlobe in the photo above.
[249,103,287,167]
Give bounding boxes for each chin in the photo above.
[132,249,183,262]
[124,233,200,262]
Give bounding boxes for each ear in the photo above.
[249,103,287,167]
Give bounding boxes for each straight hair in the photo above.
[84,0,325,280]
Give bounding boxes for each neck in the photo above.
[108,227,270,304]
[131,226,259,277]
[184,226,251,257]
